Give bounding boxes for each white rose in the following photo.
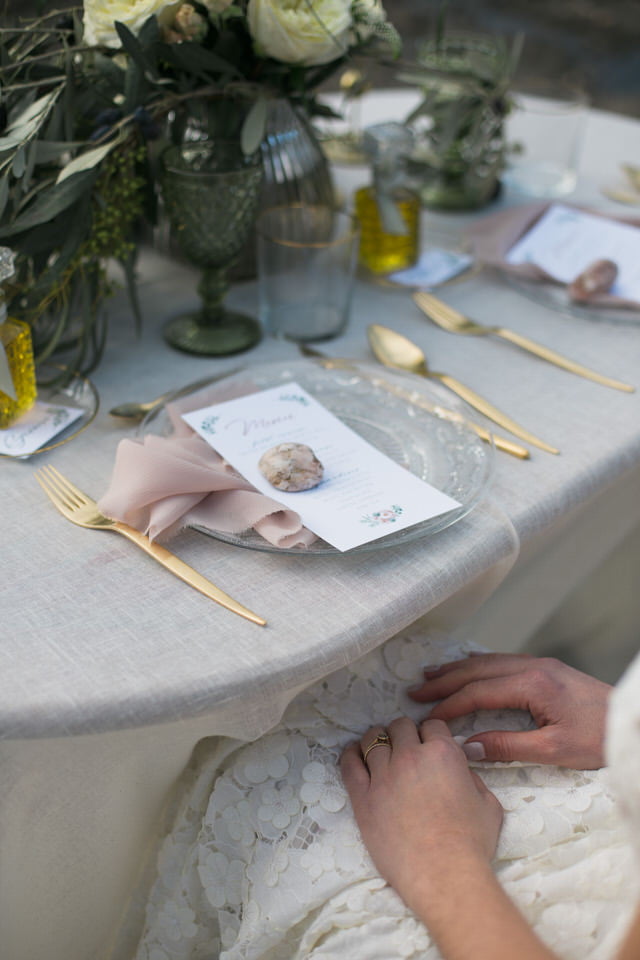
[247,0,353,67]
[83,0,226,48]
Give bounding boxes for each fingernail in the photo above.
[422,664,441,676]
[462,741,486,761]
[407,684,423,695]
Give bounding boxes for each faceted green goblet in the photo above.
[160,141,264,355]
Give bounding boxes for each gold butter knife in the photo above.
[298,344,531,460]
[414,292,635,393]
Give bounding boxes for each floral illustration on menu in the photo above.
[361,505,404,527]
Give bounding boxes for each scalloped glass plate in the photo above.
[502,270,640,325]
[0,363,99,459]
[139,359,493,555]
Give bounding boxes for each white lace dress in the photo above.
[133,628,640,960]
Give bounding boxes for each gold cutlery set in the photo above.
[35,290,635,625]
[35,464,267,627]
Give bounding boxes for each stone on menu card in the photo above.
[569,258,618,302]
[258,443,324,492]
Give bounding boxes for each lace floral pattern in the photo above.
[134,630,640,960]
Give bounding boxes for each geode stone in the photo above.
[258,443,324,492]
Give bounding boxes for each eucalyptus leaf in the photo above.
[241,96,267,155]
[56,139,119,184]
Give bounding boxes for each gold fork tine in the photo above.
[34,465,267,626]
[414,292,635,393]
[45,464,91,505]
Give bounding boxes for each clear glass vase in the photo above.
[405,33,518,211]
[234,98,336,279]
[157,97,336,278]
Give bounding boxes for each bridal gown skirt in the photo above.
[131,627,639,960]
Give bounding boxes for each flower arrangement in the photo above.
[0,1,399,374]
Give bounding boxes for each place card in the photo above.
[506,203,640,300]
[0,401,84,457]
[389,248,474,289]
[182,382,461,552]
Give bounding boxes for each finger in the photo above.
[340,742,371,794]
[419,717,455,743]
[409,654,533,703]
[463,728,559,765]
[426,675,536,721]
[387,716,421,751]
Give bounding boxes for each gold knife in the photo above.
[414,292,635,393]
[298,344,531,459]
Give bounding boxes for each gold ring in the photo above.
[363,732,392,764]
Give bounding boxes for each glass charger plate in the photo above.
[139,359,493,556]
[0,362,99,459]
[502,270,640,325]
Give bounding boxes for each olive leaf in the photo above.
[56,139,119,184]
[0,167,98,237]
[0,88,62,151]
[241,95,267,155]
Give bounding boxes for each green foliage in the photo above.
[0,3,399,375]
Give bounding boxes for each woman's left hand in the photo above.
[340,717,503,916]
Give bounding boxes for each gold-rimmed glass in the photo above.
[256,204,359,342]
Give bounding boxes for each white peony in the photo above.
[247,0,353,66]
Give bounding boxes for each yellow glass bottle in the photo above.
[355,123,420,275]
[0,248,37,429]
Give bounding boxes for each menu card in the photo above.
[0,401,84,457]
[506,203,640,300]
[182,382,461,552]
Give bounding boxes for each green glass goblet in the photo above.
[160,141,264,355]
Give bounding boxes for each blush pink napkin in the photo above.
[464,201,640,308]
[98,380,317,549]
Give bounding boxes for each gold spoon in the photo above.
[367,324,559,455]
[108,369,242,422]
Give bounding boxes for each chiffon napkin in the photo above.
[464,201,640,308]
[98,379,317,549]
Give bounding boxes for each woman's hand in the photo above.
[408,653,612,769]
[340,717,503,917]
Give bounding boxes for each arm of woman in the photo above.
[617,905,640,960]
[341,717,558,960]
[408,653,612,768]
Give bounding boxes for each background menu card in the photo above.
[506,203,640,300]
[182,382,461,552]
[0,402,83,456]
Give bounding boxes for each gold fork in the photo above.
[34,464,266,626]
[414,292,635,393]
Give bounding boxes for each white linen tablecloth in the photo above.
[2,94,640,960]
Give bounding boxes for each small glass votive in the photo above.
[256,204,359,342]
[503,81,589,198]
